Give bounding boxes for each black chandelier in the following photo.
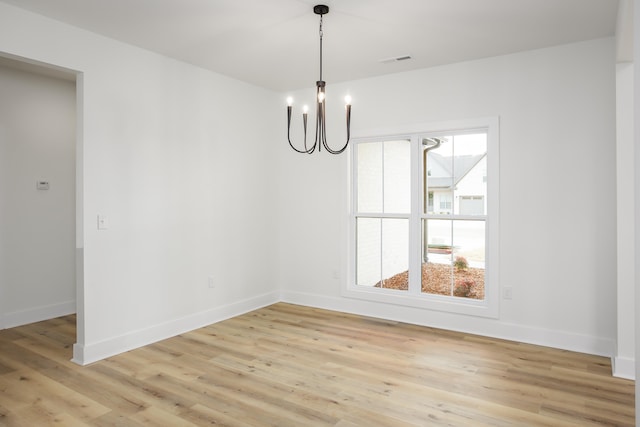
[287,4,352,154]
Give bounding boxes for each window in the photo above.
[438,193,452,212]
[348,118,499,318]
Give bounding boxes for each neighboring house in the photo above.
[426,151,487,216]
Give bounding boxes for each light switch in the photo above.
[36,181,50,190]
[97,215,108,230]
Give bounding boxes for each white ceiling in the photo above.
[0,0,620,92]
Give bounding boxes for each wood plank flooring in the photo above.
[0,303,635,426]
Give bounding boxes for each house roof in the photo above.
[426,152,486,189]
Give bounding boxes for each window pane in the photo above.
[357,142,383,212]
[356,218,408,290]
[423,137,453,215]
[357,140,410,213]
[421,219,453,296]
[381,218,409,290]
[453,134,487,216]
[421,219,485,299]
[383,140,411,213]
[452,220,485,299]
[356,218,381,287]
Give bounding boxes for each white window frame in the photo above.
[345,118,500,318]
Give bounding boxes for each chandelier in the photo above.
[287,4,352,154]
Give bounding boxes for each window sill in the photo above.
[342,285,499,318]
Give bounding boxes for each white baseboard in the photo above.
[612,356,636,380]
[281,291,615,359]
[68,288,622,370]
[72,291,279,366]
[2,300,76,330]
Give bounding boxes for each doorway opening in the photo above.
[0,54,83,359]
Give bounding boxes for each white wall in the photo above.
[279,38,618,357]
[0,2,281,364]
[615,62,635,379]
[632,0,640,417]
[0,63,76,328]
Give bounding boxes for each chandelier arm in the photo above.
[287,106,315,154]
[321,103,351,154]
[321,100,328,151]
[303,111,315,153]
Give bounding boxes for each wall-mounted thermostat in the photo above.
[36,181,50,190]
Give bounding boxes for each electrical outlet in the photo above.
[503,287,513,300]
[208,276,215,289]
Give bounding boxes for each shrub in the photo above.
[453,256,468,271]
[453,279,474,297]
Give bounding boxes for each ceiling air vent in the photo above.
[379,55,412,64]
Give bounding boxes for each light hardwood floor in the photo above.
[0,303,635,426]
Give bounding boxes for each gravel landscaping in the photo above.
[374,262,485,299]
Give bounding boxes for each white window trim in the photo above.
[344,117,500,318]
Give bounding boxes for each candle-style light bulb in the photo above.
[344,95,352,105]
[287,96,293,106]
[318,91,325,103]
[303,105,309,114]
